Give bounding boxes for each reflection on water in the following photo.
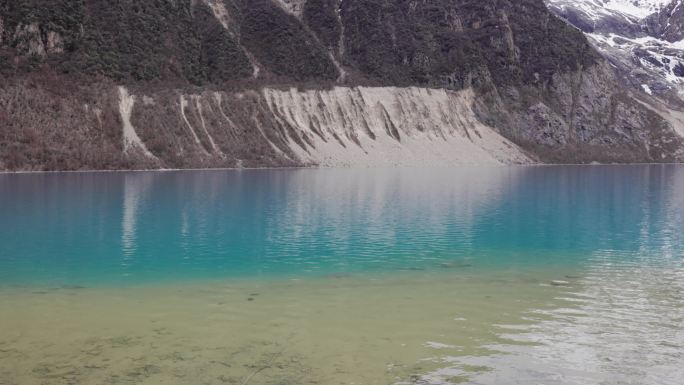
[121,173,154,262]
[408,167,684,384]
[1,166,683,286]
[414,253,684,385]
[1,167,531,285]
[0,165,683,384]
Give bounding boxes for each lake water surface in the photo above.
[1,166,683,384]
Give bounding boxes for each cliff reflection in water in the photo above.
[0,166,683,286]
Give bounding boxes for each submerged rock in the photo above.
[59,285,86,290]
[439,262,473,269]
[398,267,426,271]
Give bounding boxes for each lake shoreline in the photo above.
[2,162,684,175]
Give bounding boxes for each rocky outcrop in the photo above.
[496,62,684,162]
[274,0,308,17]
[14,23,45,57]
[645,0,684,42]
[545,0,684,145]
[6,22,65,58]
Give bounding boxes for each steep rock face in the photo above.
[546,0,684,136]
[494,61,683,162]
[1,0,683,170]
[645,0,684,42]
[335,0,599,89]
[546,0,684,99]
[584,31,684,105]
[546,0,669,35]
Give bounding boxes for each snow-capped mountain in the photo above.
[603,0,669,17]
[645,0,684,42]
[547,0,670,34]
[549,0,667,22]
[547,0,684,105]
[584,0,668,18]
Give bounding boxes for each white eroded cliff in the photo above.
[263,87,532,166]
[120,86,532,168]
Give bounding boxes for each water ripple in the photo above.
[414,252,684,385]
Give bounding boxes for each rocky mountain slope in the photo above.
[546,0,684,116]
[1,0,683,171]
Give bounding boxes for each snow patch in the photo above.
[548,0,669,21]
[118,86,157,159]
[601,0,668,19]
[642,84,654,95]
[587,32,684,86]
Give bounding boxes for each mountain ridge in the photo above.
[1,0,683,171]
[546,0,684,119]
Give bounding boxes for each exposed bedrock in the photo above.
[0,83,532,171]
[487,61,684,163]
[3,71,684,171]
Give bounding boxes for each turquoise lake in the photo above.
[1,165,683,384]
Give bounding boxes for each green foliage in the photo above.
[0,0,85,47]
[194,3,253,83]
[303,0,341,53]
[0,0,597,88]
[339,0,597,88]
[0,0,253,83]
[236,0,338,81]
[79,0,204,82]
[508,0,598,83]
[0,52,12,72]
[25,53,42,71]
[340,0,483,86]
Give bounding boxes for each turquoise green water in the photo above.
[1,166,682,287]
[0,165,683,384]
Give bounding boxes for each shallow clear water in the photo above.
[0,166,683,384]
